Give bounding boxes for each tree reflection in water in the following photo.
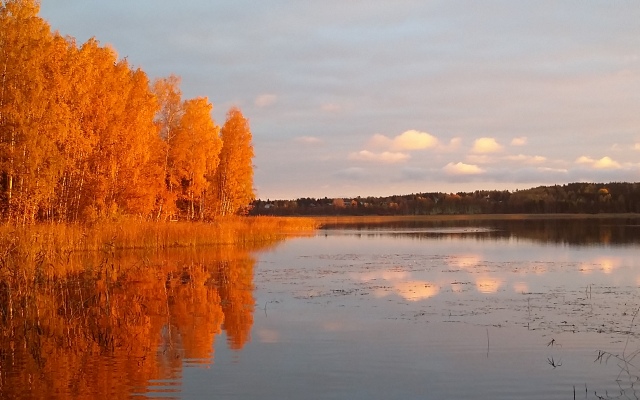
[0,244,266,398]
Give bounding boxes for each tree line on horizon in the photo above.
[0,0,254,224]
[252,182,640,216]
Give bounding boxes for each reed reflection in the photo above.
[0,244,263,399]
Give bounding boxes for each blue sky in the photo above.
[39,1,640,199]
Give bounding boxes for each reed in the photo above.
[0,217,317,279]
[0,216,316,250]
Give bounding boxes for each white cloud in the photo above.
[391,130,439,151]
[348,150,410,164]
[575,156,622,169]
[295,136,322,144]
[369,130,439,151]
[472,137,503,153]
[594,157,622,169]
[254,94,277,108]
[443,162,484,175]
[506,154,547,164]
[537,167,568,173]
[511,137,527,146]
[576,156,595,165]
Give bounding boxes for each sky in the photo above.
[39,1,640,200]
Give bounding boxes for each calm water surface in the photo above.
[2,218,640,399]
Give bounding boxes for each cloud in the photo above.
[511,137,528,146]
[505,154,547,164]
[449,137,462,148]
[576,156,622,169]
[254,94,277,107]
[594,157,622,169]
[609,143,622,151]
[369,134,393,148]
[634,143,640,151]
[471,137,504,154]
[370,130,439,151]
[348,150,410,163]
[575,156,594,164]
[537,167,568,174]
[443,162,484,175]
[392,130,439,151]
[438,137,462,152]
[295,136,322,144]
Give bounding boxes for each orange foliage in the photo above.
[171,97,222,220]
[210,108,255,217]
[0,1,254,223]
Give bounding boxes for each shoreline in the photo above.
[310,213,640,226]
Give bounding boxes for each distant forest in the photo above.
[251,182,640,216]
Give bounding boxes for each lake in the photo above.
[2,217,640,399]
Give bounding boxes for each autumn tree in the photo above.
[0,1,256,223]
[70,40,162,221]
[210,108,254,217]
[170,97,221,220]
[0,0,70,223]
[52,37,97,222]
[152,75,183,220]
[153,80,224,220]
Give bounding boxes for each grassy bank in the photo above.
[0,216,318,252]
[0,216,317,279]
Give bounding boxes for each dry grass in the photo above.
[0,216,317,251]
[0,217,318,279]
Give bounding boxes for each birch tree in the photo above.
[210,107,254,217]
[0,0,67,223]
[171,97,221,220]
